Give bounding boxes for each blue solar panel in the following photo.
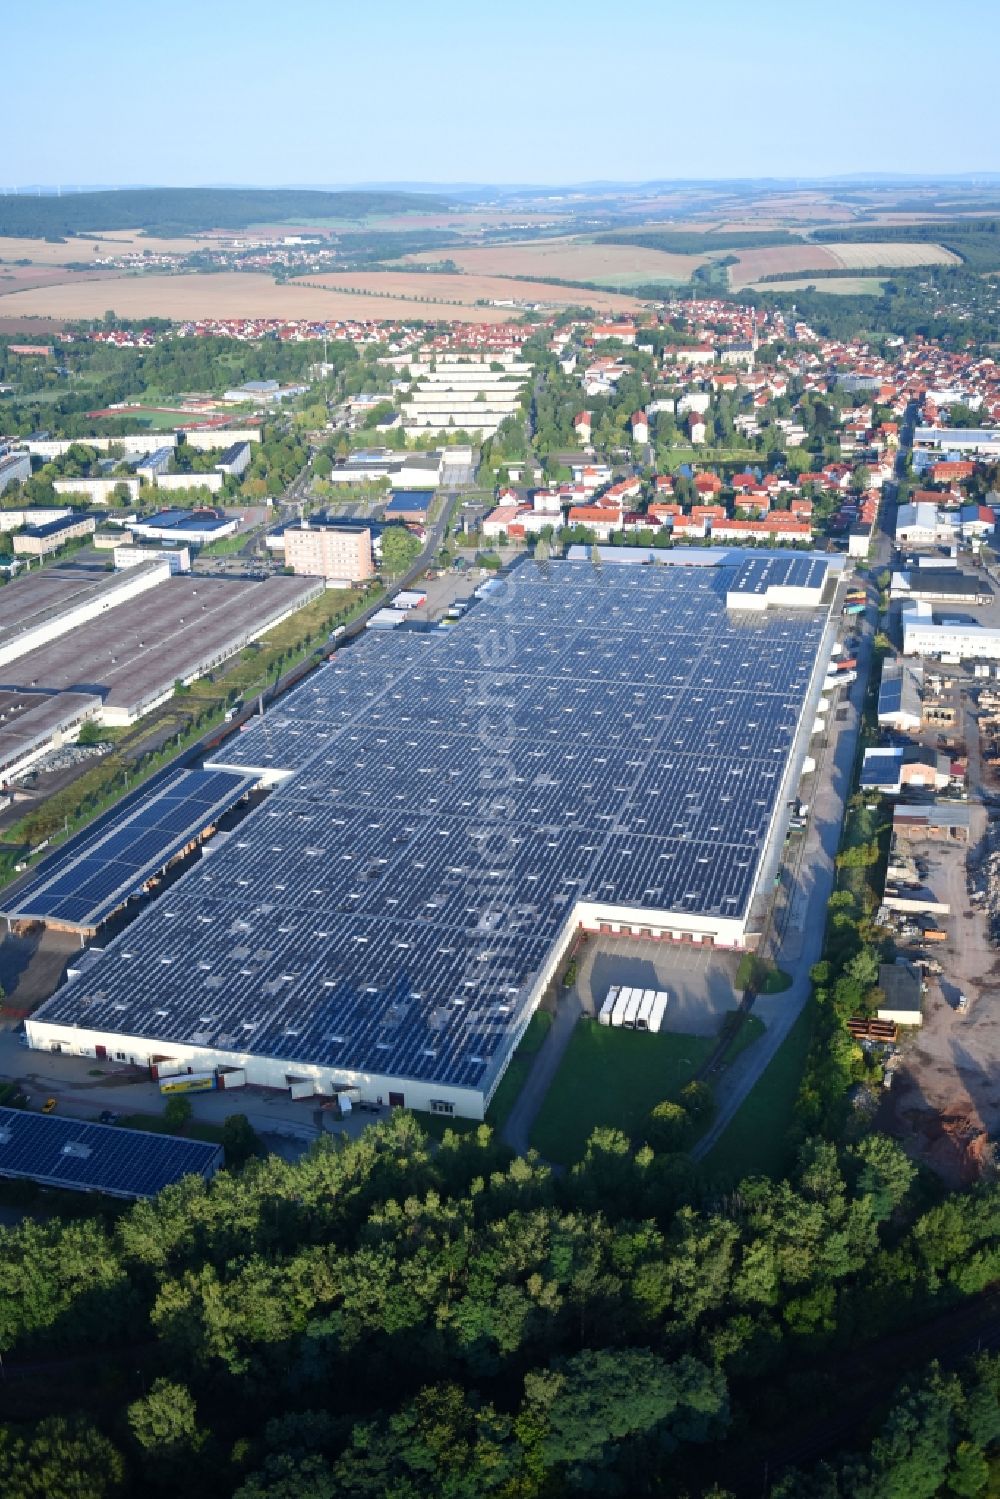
[38,561,831,1102]
[3,768,253,930]
[0,1107,221,1199]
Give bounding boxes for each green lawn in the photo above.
[485,1011,553,1130]
[701,1003,813,1184]
[530,1021,715,1165]
[720,1012,766,1066]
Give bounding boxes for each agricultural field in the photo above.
[0,272,543,322]
[404,237,706,286]
[727,243,841,287]
[306,268,642,310]
[729,239,960,288]
[0,232,224,264]
[745,276,889,296]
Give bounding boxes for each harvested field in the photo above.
[730,239,959,287]
[0,265,118,293]
[305,269,643,310]
[0,316,67,334]
[0,271,541,323]
[824,240,961,269]
[728,244,842,287]
[404,237,705,286]
[0,232,223,264]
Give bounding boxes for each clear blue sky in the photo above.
[8,0,999,187]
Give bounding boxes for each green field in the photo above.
[701,1004,813,1183]
[530,1020,715,1165]
[747,277,888,297]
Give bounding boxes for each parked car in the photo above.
[98,1110,121,1125]
[41,1097,57,1114]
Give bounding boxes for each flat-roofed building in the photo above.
[214,441,252,478]
[127,508,238,546]
[0,560,169,668]
[53,476,140,506]
[114,544,191,575]
[0,688,102,786]
[877,962,923,1027]
[181,428,261,451]
[893,802,970,843]
[0,450,30,494]
[2,574,322,725]
[284,522,374,584]
[13,513,96,556]
[29,558,834,1119]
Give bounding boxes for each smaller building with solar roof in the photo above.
[0,1107,222,1199]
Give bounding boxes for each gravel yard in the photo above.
[881,799,1000,1183]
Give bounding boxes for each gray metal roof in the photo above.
[0,1106,221,1199]
[36,560,829,1095]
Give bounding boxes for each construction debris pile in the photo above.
[968,816,1000,944]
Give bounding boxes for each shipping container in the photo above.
[621,989,642,1029]
[159,1072,216,1095]
[611,986,633,1027]
[647,992,669,1034]
[634,990,656,1031]
[218,1068,246,1089]
[598,987,619,1026]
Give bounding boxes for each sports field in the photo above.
[404,237,706,286]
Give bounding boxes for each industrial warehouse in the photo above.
[0,572,322,724]
[26,557,836,1119]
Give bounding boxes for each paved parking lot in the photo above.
[576,935,741,1037]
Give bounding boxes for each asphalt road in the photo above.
[693,471,901,1159]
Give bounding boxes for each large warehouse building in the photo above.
[27,557,835,1118]
[1,574,322,724]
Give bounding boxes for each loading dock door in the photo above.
[389,1091,405,1108]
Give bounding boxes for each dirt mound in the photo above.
[906,1108,992,1185]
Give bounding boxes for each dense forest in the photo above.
[1,1112,999,1497]
[0,188,449,239]
[595,228,801,254]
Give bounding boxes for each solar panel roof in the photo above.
[3,768,253,931]
[0,1106,221,1199]
[35,560,831,1097]
[728,554,829,596]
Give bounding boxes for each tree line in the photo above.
[1,1110,999,1496]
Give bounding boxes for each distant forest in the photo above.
[0,188,450,239]
[595,228,801,254]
